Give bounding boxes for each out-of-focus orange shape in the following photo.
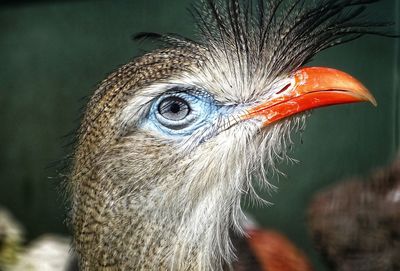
[247,229,314,271]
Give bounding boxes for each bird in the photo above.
[308,158,400,271]
[67,0,389,270]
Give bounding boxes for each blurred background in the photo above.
[0,0,399,270]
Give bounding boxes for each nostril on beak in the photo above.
[276,83,291,95]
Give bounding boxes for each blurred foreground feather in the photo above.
[308,159,400,271]
[0,207,73,271]
[0,208,23,269]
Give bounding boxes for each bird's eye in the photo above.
[157,97,191,121]
[154,94,199,131]
[147,87,217,135]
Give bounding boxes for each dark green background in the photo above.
[0,0,399,270]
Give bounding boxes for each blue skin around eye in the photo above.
[142,90,226,138]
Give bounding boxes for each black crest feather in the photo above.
[134,0,395,95]
[190,0,395,80]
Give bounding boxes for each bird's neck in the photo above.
[129,185,242,270]
[74,174,242,270]
[72,133,248,270]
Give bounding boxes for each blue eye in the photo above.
[147,86,218,136]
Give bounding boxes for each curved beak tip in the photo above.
[368,95,378,107]
[244,67,377,126]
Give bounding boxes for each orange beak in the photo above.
[243,67,377,126]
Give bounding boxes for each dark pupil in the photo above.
[158,96,190,121]
[170,102,181,114]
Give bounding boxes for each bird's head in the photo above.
[70,0,386,269]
